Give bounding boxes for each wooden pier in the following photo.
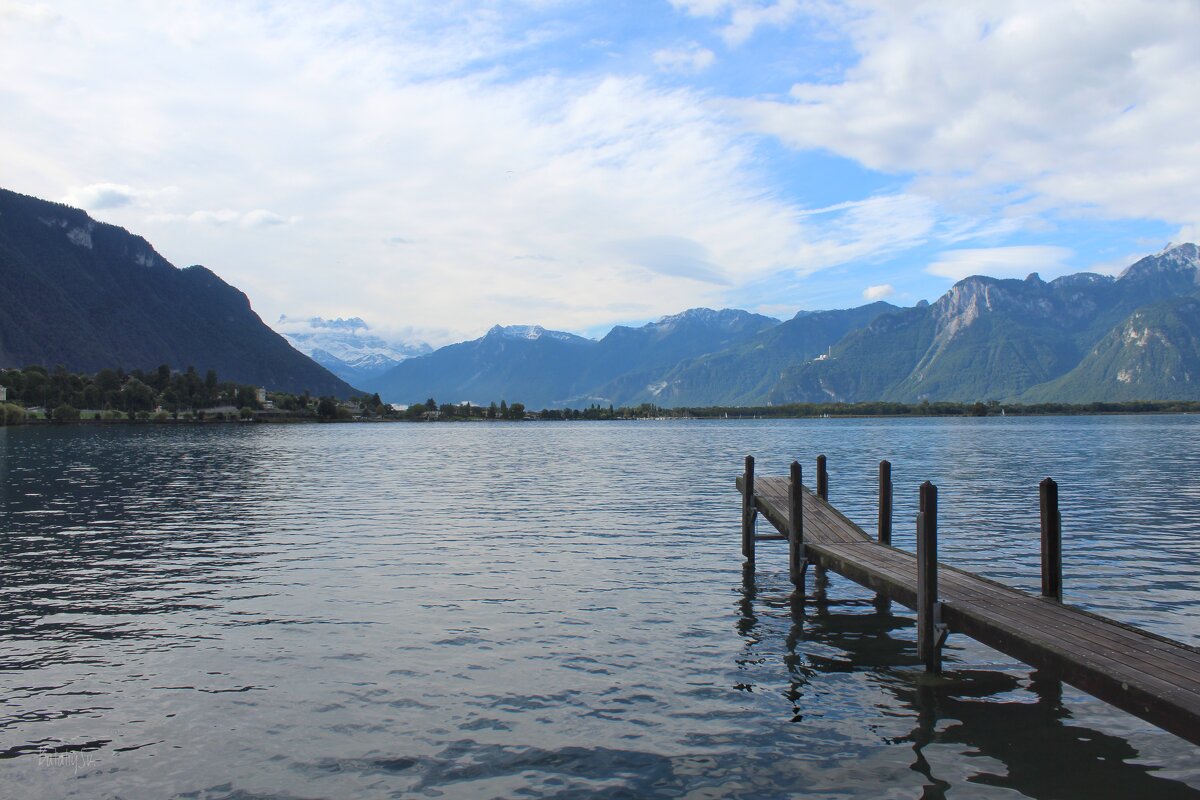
[737,455,1200,746]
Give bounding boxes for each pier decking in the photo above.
[737,457,1200,747]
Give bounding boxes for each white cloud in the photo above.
[732,1,1200,229]
[653,43,716,73]
[62,182,139,209]
[669,0,804,45]
[241,209,295,228]
[0,1,59,26]
[147,208,296,228]
[862,283,893,300]
[62,182,173,210]
[926,246,1074,282]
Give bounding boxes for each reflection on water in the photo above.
[2,418,1199,798]
[738,567,1200,800]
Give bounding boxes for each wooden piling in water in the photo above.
[916,481,943,673]
[788,460,805,587]
[816,454,828,501]
[878,460,892,546]
[741,455,755,562]
[1040,477,1062,602]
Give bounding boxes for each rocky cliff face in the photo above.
[770,245,1200,404]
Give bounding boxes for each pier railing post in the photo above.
[741,455,756,562]
[917,481,946,673]
[816,454,828,501]
[788,460,807,587]
[878,460,892,546]
[1040,477,1062,602]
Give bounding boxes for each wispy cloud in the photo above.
[926,246,1074,282]
[63,182,172,210]
[669,0,805,45]
[862,283,893,300]
[653,43,716,73]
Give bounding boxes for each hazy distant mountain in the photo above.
[770,244,1200,404]
[565,308,780,405]
[366,309,779,408]
[604,302,898,407]
[365,324,598,407]
[277,315,431,385]
[0,187,357,397]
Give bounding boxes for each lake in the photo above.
[2,417,1199,798]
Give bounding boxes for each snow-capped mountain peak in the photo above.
[276,315,431,385]
[485,324,586,343]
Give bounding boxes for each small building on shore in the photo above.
[0,386,6,403]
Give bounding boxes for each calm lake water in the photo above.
[2,417,1200,799]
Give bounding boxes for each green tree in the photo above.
[52,403,80,422]
[317,397,338,420]
[121,378,156,413]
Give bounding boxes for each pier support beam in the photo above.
[917,481,948,673]
[878,460,893,546]
[788,460,807,587]
[741,455,756,562]
[1040,477,1062,602]
[813,455,829,579]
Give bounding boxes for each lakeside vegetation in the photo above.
[5,364,1200,427]
[0,364,385,424]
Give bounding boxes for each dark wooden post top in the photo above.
[788,460,805,587]
[878,459,892,546]
[741,455,756,561]
[1040,477,1062,602]
[917,480,941,673]
[816,454,828,501]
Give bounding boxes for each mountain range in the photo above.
[276,315,431,386]
[0,188,356,397]
[7,185,1200,408]
[366,244,1200,408]
[363,309,781,408]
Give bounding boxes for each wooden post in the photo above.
[816,454,828,501]
[917,481,943,673]
[878,459,892,546]
[788,460,806,586]
[741,455,755,562]
[1040,477,1062,602]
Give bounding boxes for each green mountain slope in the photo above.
[1020,294,1200,402]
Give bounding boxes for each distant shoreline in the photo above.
[6,398,1200,427]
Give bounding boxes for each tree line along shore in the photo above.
[3,364,1200,427]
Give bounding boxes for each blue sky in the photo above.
[1,0,1196,345]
